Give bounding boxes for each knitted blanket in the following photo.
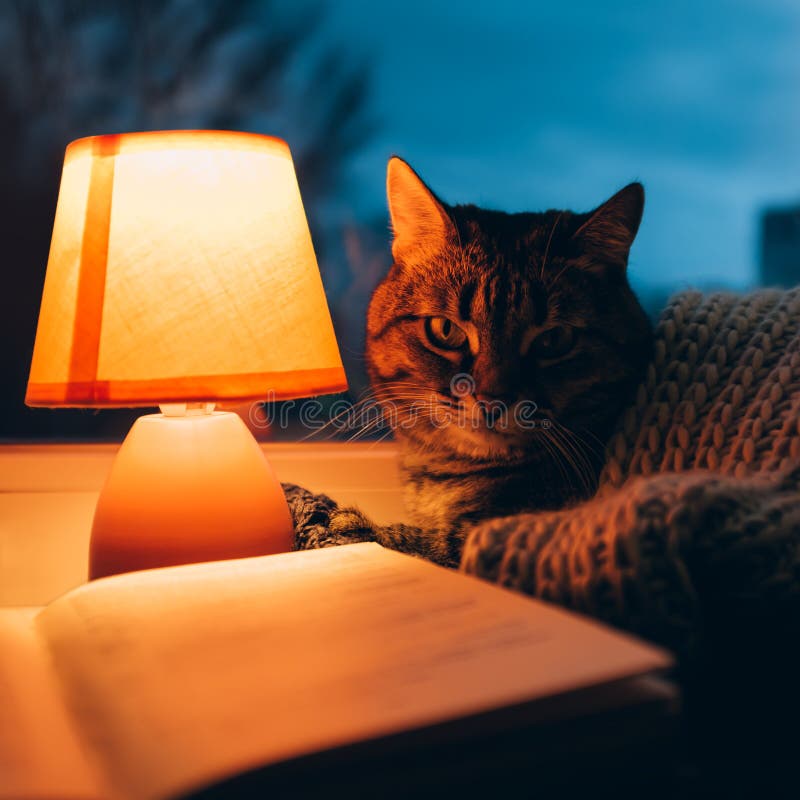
[462,288,800,656]
[285,289,800,659]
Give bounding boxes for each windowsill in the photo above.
[0,442,406,607]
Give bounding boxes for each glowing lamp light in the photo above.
[27,130,347,579]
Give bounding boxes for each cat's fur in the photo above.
[340,158,652,567]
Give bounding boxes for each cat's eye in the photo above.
[533,326,576,359]
[424,316,467,350]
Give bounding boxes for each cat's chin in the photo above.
[433,424,538,461]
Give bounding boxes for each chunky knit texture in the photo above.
[601,288,800,484]
[461,289,800,655]
[285,289,800,657]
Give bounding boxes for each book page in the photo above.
[35,543,671,800]
[0,609,108,800]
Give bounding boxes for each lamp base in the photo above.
[89,410,294,580]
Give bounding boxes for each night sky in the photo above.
[323,0,800,292]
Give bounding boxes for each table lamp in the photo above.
[26,130,347,580]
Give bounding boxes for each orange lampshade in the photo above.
[26,130,347,407]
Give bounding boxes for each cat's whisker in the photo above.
[548,422,597,495]
[568,425,607,457]
[541,426,578,488]
[551,429,594,494]
[543,428,583,492]
[300,388,450,443]
[540,212,562,281]
[548,432,584,493]
[550,262,572,287]
[368,427,396,449]
[344,416,389,443]
[298,403,370,442]
[553,420,602,471]
[297,399,393,442]
[538,430,573,489]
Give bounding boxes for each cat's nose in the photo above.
[473,358,517,405]
[474,393,509,426]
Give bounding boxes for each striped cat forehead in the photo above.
[456,275,549,326]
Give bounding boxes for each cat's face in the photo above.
[366,158,652,460]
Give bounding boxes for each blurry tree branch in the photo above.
[0,0,374,202]
[0,0,377,438]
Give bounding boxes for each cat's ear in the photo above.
[387,157,456,264]
[573,182,644,270]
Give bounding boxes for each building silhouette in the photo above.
[760,205,800,287]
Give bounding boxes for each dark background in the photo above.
[2,0,799,440]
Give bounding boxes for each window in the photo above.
[2,0,796,441]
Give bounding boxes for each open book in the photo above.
[0,543,674,800]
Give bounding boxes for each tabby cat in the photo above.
[328,158,652,567]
